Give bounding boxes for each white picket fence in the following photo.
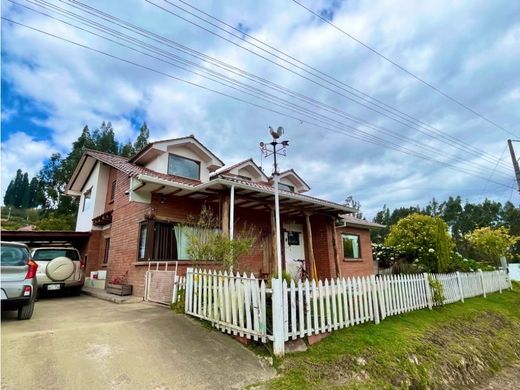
[184,269,268,341]
[184,268,511,355]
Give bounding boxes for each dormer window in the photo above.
[168,154,200,180]
[278,183,294,192]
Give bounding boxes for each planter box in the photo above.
[106,283,133,296]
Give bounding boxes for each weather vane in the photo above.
[259,126,289,175]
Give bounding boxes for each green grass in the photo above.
[265,283,520,389]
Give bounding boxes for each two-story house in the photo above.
[66,135,379,297]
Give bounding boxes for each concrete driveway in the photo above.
[1,295,275,389]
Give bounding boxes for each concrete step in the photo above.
[81,286,142,304]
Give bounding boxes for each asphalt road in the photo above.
[1,294,274,389]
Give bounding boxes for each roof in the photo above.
[337,215,386,229]
[209,158,268,181]
[129,135,225,166]
[66,149,201,192]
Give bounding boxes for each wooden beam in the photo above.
[331,216,342,278]
[304,213,317,281]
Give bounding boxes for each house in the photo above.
[66,135,378,297]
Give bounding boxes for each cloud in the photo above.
[1,0,519,217]
[0,132,57,202]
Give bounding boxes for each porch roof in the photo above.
[133,173,357,215]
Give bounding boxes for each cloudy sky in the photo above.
[2,0,519,218]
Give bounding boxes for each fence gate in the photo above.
[144,262,184,305]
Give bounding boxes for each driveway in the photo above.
[1,295,275,389]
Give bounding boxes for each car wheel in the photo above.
[69,286,83,296]
[17,301,35,320]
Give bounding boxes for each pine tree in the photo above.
[133,122,150,153]
[4,179,15,206]
[11,169,24,208]
[120,141,135,157]
[28,177,40,208]
[21,172,30,208]
[93,121,119,154]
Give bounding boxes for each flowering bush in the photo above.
[385,214,454,273]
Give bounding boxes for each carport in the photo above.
[1,230,90,262]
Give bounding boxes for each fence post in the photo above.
[456,272,464,303]
[271,278,285,357]
[423,273,433,309]
[497,270,502,294]
[185,268,193,312]
[371,275,380,324]
[479,269,486,298]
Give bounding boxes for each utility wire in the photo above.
[2,15,515,191]
[290,0,518,138]
[141,0,513,171]
[17,0,514,179]
[479,144,509,200]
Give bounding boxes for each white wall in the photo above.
[75,162,109,232]
[145,145,211,182]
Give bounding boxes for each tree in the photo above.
[21,172,30,208]
[133,122,150,153]
[92,121,119,155]
[466,226,519,267]
[61,125,95,180]
[3,179,15,206]
[120,141,135,157]
[385,213,454,273]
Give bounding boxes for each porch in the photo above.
[130,173,354,281]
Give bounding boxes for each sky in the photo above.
[1,0,520,218]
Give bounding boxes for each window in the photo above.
[137,221,220,261]
[33,249,80,261]
[342,234,361,259]
[110,180,116,201]
[278,183,294,192]
[103,238,110,264]
[82,188,92,212]
[287,231,300,246]
[0,245,29,266]
[138,220,180,261]
[168,154,200,180]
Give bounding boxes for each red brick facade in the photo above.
[81,165,375,298]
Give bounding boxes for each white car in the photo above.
[31,247,85,295]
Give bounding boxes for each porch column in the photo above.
[221,193,230,237]
[229,185,235,240]
[331,216,342,278]
[304,212,317,281]
[269,206,278,275]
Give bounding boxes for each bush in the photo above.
[385,214,455,273]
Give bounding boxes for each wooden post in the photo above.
[479,269,486,298]
[497,270,502,293]
[221,193,230,238]
[330,216,342,278]
[456,271,464,302]
[304,212,317,281]
[423,272,433,309]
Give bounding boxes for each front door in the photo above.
[284,224,305,280]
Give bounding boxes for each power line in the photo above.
[17,0,514,180]
[290,0,518,138]
[141,0,513,171]
[2,15,515,192]
[479,144,509,200]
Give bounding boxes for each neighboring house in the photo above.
[66,135,378,297]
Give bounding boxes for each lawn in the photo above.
[265,283,520,389]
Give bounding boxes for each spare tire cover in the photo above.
[46,256,75,281]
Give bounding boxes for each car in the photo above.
[1,241,38,320]
[31,247,85,295]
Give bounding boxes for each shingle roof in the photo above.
[84,149,201,186]
[338,214,386,229]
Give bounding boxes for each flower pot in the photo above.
[106,283,133,296]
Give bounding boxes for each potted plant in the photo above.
[106,272,132,296]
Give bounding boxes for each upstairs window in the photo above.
[168,154,200,180]
[82,188,92,212]
[342,234,361,259]
[278,183,295,192]
[103,237,110,264]
[110,180,116,202]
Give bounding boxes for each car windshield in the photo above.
[0,245,30,266]
[33,249,80,261]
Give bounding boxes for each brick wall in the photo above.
[311,215,336,279]
[336,226,375,277]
